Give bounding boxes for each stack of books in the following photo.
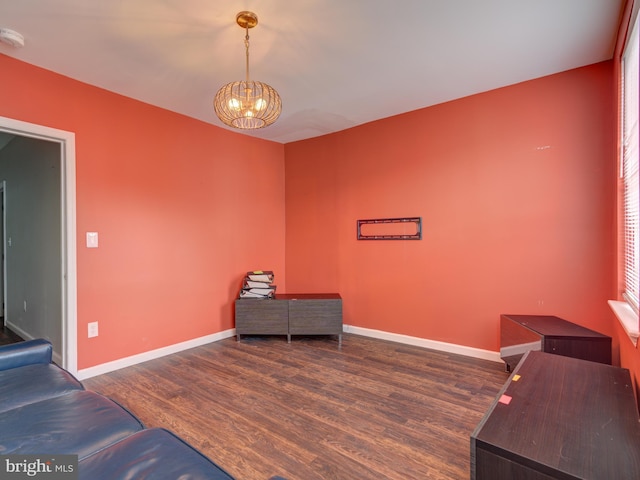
[239,270,276,299]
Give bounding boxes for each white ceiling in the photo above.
[0,0,625,144]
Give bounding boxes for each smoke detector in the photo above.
[0,28,25,48]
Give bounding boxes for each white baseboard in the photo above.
[76,329,237,380]
[344,325,502,363]
[5,322,33,343]
[499,341,541,358]
[76,325,501,380]
[6,322,63,365]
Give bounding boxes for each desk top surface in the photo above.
[501,314,610,339]
[275,293,341,300]
[237,293,341,301]
[473,350,640,478]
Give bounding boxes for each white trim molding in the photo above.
[77,329,236,380]
[0,116,77,375]
[343,325,502,363]
[77,325,503,380]
[609,300,639,347]
[499,341,541,358]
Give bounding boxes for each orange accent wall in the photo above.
[0,54,286,369]
[0,51,626,373]
[285,62,616,353]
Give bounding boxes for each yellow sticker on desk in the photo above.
[513,374,521,382]
[253,270,263,274]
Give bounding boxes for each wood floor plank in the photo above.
[84,334,507,479]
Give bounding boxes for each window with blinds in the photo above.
[622,15,639,314]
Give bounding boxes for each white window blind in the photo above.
[622,15,639,313]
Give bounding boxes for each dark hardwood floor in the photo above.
[0,323,23,346]
[84,334,507,480]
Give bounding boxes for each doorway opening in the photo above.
[0,116,77,374]
[1,180,5,322]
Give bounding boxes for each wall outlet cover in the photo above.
[88,322,99,338]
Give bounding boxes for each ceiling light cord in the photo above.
[244,27,250,84]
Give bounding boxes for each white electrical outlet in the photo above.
[88,322,99,338]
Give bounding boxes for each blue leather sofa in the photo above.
[0,338,238,479]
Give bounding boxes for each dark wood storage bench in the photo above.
[471,350,640,479]
[500,314,611,372]
[235,293,342,345]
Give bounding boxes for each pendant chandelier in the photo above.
[214,11,282,129]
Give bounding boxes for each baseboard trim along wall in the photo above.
[344,325,502,363]
[6,321,63,366]
[76,329,237,380]
[77,325,501,380]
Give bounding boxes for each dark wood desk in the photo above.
[500,314,611,371]
[471,351,640,479]
[235,293,342,344]
[284,294,342,344]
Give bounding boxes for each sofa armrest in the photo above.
[0,339,53,371]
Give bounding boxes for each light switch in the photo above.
[88,321,99,338]
[86,232,99,248]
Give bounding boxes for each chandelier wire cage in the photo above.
[214,12,282,129]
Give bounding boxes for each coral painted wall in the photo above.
[285,62,616,354]
[0,54,286,369]
[0,50,626,375]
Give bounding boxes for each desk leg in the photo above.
[287,334,291,343]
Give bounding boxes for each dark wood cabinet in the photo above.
[235,299,289,338]
[286,294,343,342]
[500,314,611,371]
[235,294,342,344]
[471,351,640,480]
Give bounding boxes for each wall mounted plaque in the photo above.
[357,217,422,240]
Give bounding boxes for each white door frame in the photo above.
[1,180,6,324]
[0,116,77,375]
